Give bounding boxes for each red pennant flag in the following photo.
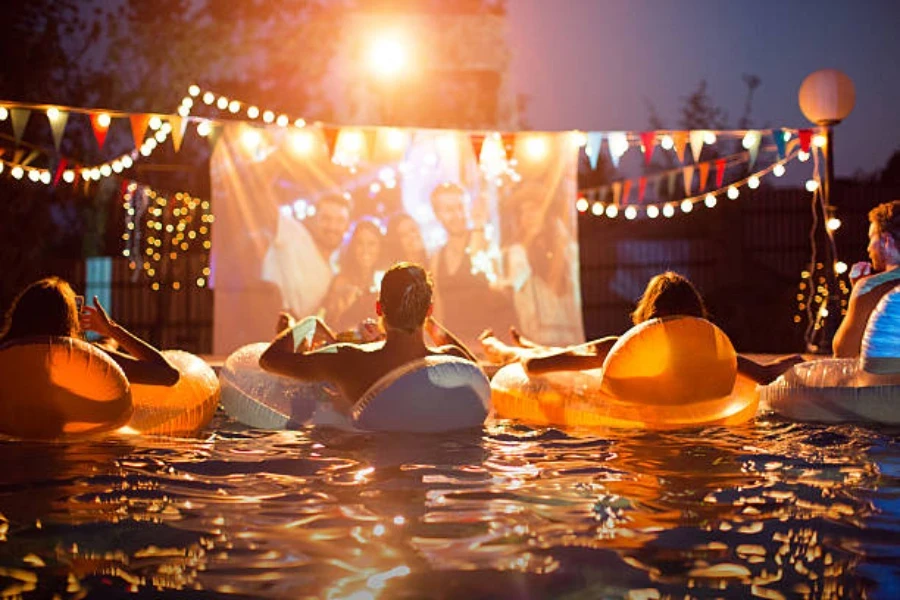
[638,176,647,202]
[470,134,486,160]
[129,114,151,149]
[640,132,656,166]
[672,131,688,163]
[500,132,516,159]
[715,159,726,188]
[322,126,340,160]
[798,129,812,153]
[699,162,710,190]
[89,113,111,149]
[622,179,632,204]
[53,158,67,187]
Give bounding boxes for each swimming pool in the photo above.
[1,414,898,598]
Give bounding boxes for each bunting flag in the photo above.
[683,165,695,197]
[667,170,678,198]
[773,129,787,160]
[500,132,516,160]
[715,158,726,188]
[129,114,152,149]
[169,115,186,152]
[89,113,111,149]
[672,131,688,163]
[585,132,603,170]
[22,149,39,166]
[638,176,647,202]
[798,129,812,153]
[207,122,223,152]
[622,179,632,204]
[52,158,67,187]
[10,108,30,144]
[612,181,622,207]
[469,133,485,161]
[323,126,340,160]
[596,186,609,205]
[13,149,24,165]
[689,130,705,163]
[745,131,762,170]
[698,161,711,190]
[47,109,69,152]
[607,132,628,168]
[640,131,656,166]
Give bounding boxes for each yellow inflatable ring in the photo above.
[127,350,220,436]
[491,317,759,429]
[0,336,132,439]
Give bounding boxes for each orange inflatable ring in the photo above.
[0,336,132,439]
[491,317,759,430]
[127,350,220,436]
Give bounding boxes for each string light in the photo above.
[576,197,589,213]
[727,186,739,200]
[680,199,693,213]
[624,205,637,220]
[662,203,675,218]
[747,175,760,189]
[704,194,717,208]
[591,202,603,216]
[773,164,786,177]
[646,205,659,219]
[604,204,618,218]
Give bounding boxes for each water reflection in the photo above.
[0,415,897,598]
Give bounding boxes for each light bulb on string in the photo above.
[97,113,111,128]
[703,131,716,145]
[0,107,8,120]
[605,204,618,219]
[149,116,162,130]
[647,205,659,219]
[806,179,819,192]
[773,164,786,177]
[827,217,842,231]
[576,197,589,213]
[660,135,674,150]
[28,169,40,182]
[662,204,675,218]
[799,151,810,162]
[680,199,693,213]
[812,134,827,148]
[748,176,760,189]
[835,261,848,274]
[247,106,260,119]
[216,96,228,110]
[591,202,603,216]
[39,171,51,185]
[63,170,75,183]
[188,84,200,97]
[263,110,275,124]
[624,206,637,220]
[727,186,739,200]
[704,194,717,208]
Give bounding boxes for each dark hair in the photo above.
[429,182,466,211]
[631,271,708,325]
[337,218,384,287]
[0,277,79,342]
[383,212,427,265]
[378,262,433,333]
[318,193,352,214]
[869,200,900,242]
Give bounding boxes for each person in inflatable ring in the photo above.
[479,271,803,384]
[260,262,479,415]
[0,277,179,386]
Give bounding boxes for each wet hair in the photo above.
[337,218,384,286]
[868,200,900,242]
[378,262,433,333]
[0,277,79,342]
[429,182,467,211]
[630,271,708,325]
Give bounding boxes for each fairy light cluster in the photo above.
[121,182,214,291]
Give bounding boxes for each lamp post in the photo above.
[798,69,855,350]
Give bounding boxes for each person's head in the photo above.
[311,194,351,253]
[0,277,80,342]
[385,212,427,264]
[338,218,384,283]
[512,183,547,242]
[867,200,900,271]
[376,262,433,333]
[631,271,708,325]
[430,182,469,237]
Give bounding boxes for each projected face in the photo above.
[313,200,350,253]
[431,188,469,238]
[396,218,425,259]
[352,226,382,272]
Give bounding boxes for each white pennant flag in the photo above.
[586,132,603,170]
[689,130,705,163]
[608,132,628,168]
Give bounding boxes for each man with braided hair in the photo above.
[260,262,478,415]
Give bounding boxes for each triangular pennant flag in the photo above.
[689,130,705,163]
[773,129,787,159]
[53,158,67,187]
[608,132,628,168]
[168,115,186,152]
[798,129,812,153]
[10,108,30,144]
[715,158,727,188]
[13,149,24,165]
[129,114,151,149]
[47,109,69,151]
[597,186,609,205]
[746,130,761,170]
[683,165,695,197]
[699,161,711,190]
[470,134,485,161]
[89,112,111,149]
[323,126,340,160]
[672,131,688,163]
[612,181,622,207]
[22,149,39,166]
[640,131,656,166]
[638,176,647,202]
[585,132,603,170]
[207,123,223,152]
[622,179,632,204]
[500,132,516,160]
[667,170,678,198]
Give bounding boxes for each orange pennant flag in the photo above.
[699,162,711,190]
[622,179,632,204]
[672,131,688,163]
[168,116,186,152]
[130,114,152,149]
[683,165,695,197]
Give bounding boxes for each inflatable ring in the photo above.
[127,351,220,436]
[491,317,759,429]
[0,336,132,439]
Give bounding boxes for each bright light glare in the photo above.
[368,35,407,78]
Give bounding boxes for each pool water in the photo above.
[1,413,899,599]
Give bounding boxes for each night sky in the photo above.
[507,0,900,178]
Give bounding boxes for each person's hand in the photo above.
[849,261,873,286]
[358,318,385,343]
[80,296,116,338]
[276,311,296,334]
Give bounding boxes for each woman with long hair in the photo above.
[383,212,428,267]
[0,276,179,385]
[323,218,386,332]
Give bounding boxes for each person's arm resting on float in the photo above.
[82,296,179,386]
[260,316,348,381]
[832,282,871,358]
[523,336,617,374]
[424,315,479,363]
